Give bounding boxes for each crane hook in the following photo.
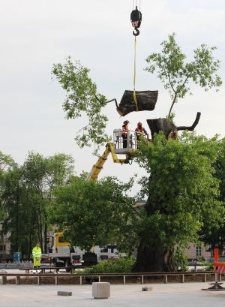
[130,6,142,36]
[133,27,140,36]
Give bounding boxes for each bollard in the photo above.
[92,282,110,299]
[57,291,72,296]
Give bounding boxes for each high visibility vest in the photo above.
[32,246,42,259]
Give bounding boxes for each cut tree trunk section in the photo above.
[147,112,201,139]
[108,90,158,116]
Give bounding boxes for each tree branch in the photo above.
[106,98,119,108]
[177,112,201,131]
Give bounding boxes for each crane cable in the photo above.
[131,0,142,111]
[133,36,138,111]
[133,0,141,11]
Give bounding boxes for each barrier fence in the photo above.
[0,271,223,286]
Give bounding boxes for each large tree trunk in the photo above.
[133,241,173,272]
[133,196,175,272]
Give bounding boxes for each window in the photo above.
[196,246,202,257]
[0,244,5,252]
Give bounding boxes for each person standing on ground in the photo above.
[32,242,42,272]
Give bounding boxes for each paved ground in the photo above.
[1,281,225,307]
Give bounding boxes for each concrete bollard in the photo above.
[0,275,7,285]
[142,286,153,291]
[57,291,72,296]
[92,282,110,299]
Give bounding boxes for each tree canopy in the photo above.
[0,152,75,258]
[133,133,225,271]
[52,57,110,150]
[50,33,223,271]
[49,176,139,253]
[145,33,222,118]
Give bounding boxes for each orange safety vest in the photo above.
[135,127,147,135]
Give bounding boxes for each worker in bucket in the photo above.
[135,122,149,141]
[121,120,130,148]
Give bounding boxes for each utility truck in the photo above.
[45,232,123,269]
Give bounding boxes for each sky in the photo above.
[0,0,225,195]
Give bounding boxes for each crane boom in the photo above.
[86,142,133,181]
[86,129,137,181]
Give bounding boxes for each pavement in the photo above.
[1,278,225,307]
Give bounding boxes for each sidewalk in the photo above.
[1,282,225,307]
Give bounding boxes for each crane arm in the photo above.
[86,142,132,181]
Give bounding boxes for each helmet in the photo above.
[138,122,142,126]
[124,120,129,124]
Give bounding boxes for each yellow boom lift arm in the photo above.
[86,129,137,181]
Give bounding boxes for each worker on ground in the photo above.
[32,242,42,272]
[135,122,149,141]
[121,120,129,148]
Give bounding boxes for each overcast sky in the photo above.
[0,0,224,194]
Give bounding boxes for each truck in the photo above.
[44,129,138,269]
[46,231,124,269]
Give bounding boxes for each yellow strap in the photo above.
[133,36,138,111]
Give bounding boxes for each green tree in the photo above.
[145,33,222,118]
[52,57,110,151]
[0,153,20,260]
[52,34,223,272]
[1,165,26,256]
[49,176,139,254]
[20,152,75,254]
[1,152,75,258]
[0,152,17,221]
[201,137,225,251]
[133,133,224,271]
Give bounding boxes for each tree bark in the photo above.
[147,112,201,140]
[147,118,177,139]
[133,195,175,272]
[133,241,168,272]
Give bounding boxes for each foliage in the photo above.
[21,152,74,193]
[52,34,222,152]
[0,152,17,221]
[0,165,23,253]
[133,132,225,271]
[145,33,222,117]
[172,247,188,271]
[0,152,74,258]
[201,137,225,249]
[203,261,213,271]
[0,151,17,172]
[52,57,110,151]
[84,256,135,273]
[1,33,224,271]
[50,176,139,253]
